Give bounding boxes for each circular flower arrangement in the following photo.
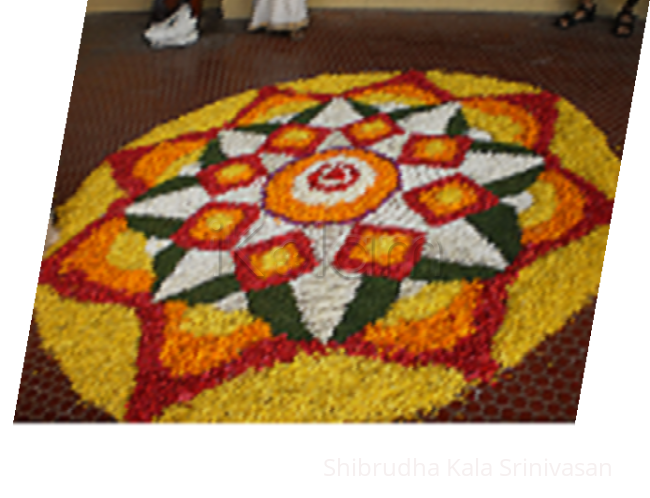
[36,70,618,422]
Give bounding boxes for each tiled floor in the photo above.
[14,8,644,422]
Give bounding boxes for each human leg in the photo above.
[556,0,597,29]
[613,0,639,37]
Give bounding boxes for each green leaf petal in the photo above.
[134,176,200,203]
[166,275,241,305]
[200,138,227,167]
[126,215,185,239]
[470,141,537,156]
[290,104,328,125]
[152,244,187,294]
[332,276,400,343]
[446,109,470,136]
[348,99,382,118]
[247,283,312,341]
[465,204,522,263]
[410,258,500,282]
[483,166,544,198]
[235,123,282,135]
[387,104,436,121]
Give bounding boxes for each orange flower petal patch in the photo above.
[521,169,586,245]
[236,92,323,126]
[59,218,155,294]
[363,280,483,354]
[461,98,540,149]
[264,149,399,224]
[159,301,272,377]
[132,139,208,187]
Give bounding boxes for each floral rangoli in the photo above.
[35,71,618,422]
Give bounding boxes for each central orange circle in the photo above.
[263,149,399,224]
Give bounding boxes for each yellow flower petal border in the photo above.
[491,225,609,368]
[34,285,141,420]
[156,350,468,423]
[46,162,127,259]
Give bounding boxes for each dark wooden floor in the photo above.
[15,8,645,422]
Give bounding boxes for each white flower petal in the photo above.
[290,267,362,343]
[211,177,265,204]
[362,194,430,233]
[396,102,461,135]
[501,191,534,214]
[369,133,410,160]
[214,291,249,312]
[154,249,236,302]
[422,219,509,270]
[125,186,211,219]
[400,165,457,191]
[259,152,294,173]
[219,130,267,157]
[267,113,298,124]
[373,102,411,113]
[466,128,493,142]
[145,237,172,257]
[302,223,353,267]
[399,278,429,300]
[316,131,353,152]
[308,98,364,128]
[237,216,297,248]
[458,151,545,186]
[178,162,202,176]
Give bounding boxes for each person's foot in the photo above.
[290,29,305,41]
[556,1,597,29]
[613,9,636,38]
[144,3,199,48]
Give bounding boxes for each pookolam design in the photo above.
[35,70,617,422]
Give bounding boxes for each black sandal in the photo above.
[613,9,636,37]
[555,2,597,29]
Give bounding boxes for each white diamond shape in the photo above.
[458,151,544,186]
[398,278,429,300]
[214,291,249,312]
[290,267,362,343]
[308,98,364,128]
[219,130,267,157]
[125,186,211,219]
[400,165,457,191]
[422,219,509,270]
[369,133,410,160]
[316,131,353,152]
[154,249,236,302]
[237,216,297,248]
[259,152,295,173]
[396,102,461,135]
[361,195,430,233]
[211,177,265,204]
[502,191,534,214]
[145,237,173,258]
